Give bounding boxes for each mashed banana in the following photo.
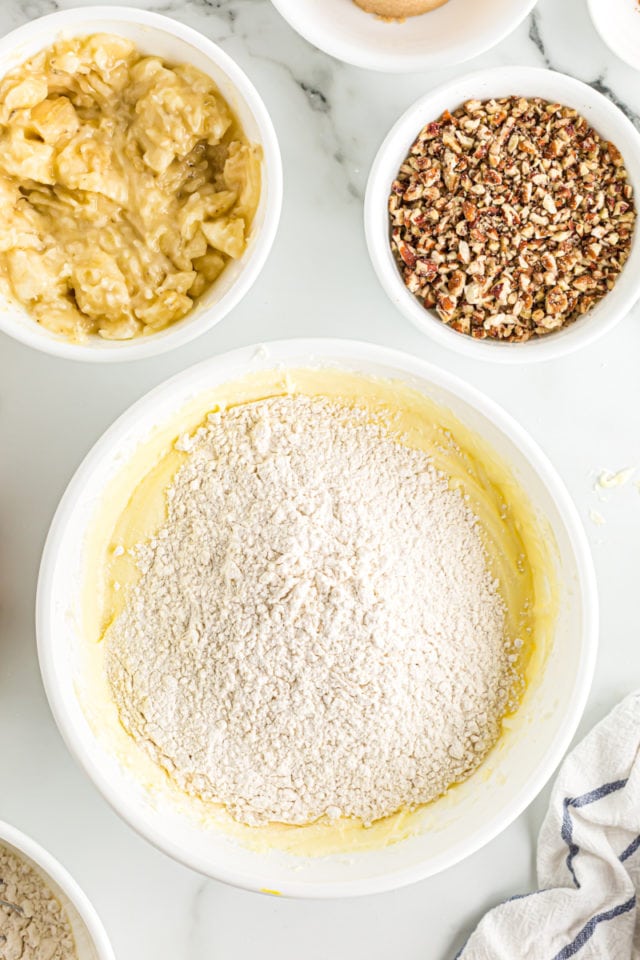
[0,34,261,340]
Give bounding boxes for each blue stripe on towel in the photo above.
[504,891,544,903]
[620,834,640,863]
[570,779,628,808]
[550,895,636,960]
[455,777,637,959]
[562,778,628,887]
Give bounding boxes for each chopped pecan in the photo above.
[388,95,636,342]
[545,286,569,315]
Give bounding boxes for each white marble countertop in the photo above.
[1,0,640,956]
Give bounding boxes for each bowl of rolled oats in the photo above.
[0,819,114,959]
[365,67,640,361]
[0,7,282,361]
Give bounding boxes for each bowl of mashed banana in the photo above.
[0,7,282,361]
[37,339,597,897]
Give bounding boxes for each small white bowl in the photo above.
[588,0,640,72]
[269,0,538,73]
[0,820,114,960]
[0,7,282,362]
[37,338,597,898]
[365,67,640,363]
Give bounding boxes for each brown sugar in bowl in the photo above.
[353,0,449,19]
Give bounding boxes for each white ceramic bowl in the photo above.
[588,0,640,72]
[269,0,538,72]
[0,820,114,959]
[37,339,597,898]
[0,7,282,362]
[365,67,640,363]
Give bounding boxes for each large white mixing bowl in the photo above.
[37,339,597,897]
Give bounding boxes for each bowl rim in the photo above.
[36,337,599,897]
[0,5,283,363]
[364,65,640,364]
[586,0,640,73]
[268,0,539,73]
[0,819,115,958]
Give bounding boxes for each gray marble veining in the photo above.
[0,1,639,958]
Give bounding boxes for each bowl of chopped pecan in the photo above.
[365,67,640,361]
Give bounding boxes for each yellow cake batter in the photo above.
[80,368,557,857]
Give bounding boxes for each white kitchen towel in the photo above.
[457,691,640,960]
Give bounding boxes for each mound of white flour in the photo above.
[0,844,77,960]
[106,395,512,826]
